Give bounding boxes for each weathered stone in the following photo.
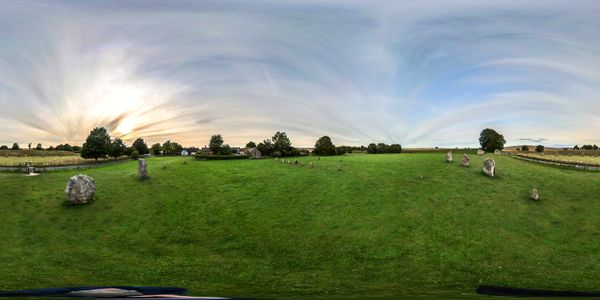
[294,160,298,164]
[310,162,314,168]
[65,174,96,204]
[482,158,496,177]
[530,189,540,201]
[494,149,501,155]
[461,154,471,167]
[138,159,148,180]
[446,151,453,162]
[477,149,485,155]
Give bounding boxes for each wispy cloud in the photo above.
[0,0,599,147]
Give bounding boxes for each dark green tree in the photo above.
[257,139,274,156]
[150,143,162,155]
[479,128,506,152]
[535,145,545,153]
[81,127,111,161]
[272,131,295,157]
[35,143,43,150]
[388,144,403,153]
[521,145,529,151]
[209,135,224,155]
[132,138,149,155]
[313,136,337,156]
[11,143,20,150]
[130,150,139,160]
[246,141,257,148]
[367,143,378,154]
[0,145,8,150]
[109,138,127,159]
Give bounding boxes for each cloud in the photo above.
[0,0,599,147]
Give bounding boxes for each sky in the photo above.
[0,0,599,148]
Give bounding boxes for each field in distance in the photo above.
[0,150,118,166]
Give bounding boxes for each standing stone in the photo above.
[482,158,496,177]
[494,149,501,155]
[530,189,540,201]
[65,174,96,204]
[138,159,148,180]
[461,154,471,167]
[446,151,453,162]
[310,162,314,168]
[477,149,485,155]
[294,160,298,165]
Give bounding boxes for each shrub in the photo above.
[521,145,529,151]
[130,150,139,160]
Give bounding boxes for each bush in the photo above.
[130,150,139,160]
[521,145,529,151]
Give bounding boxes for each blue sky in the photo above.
[0,0,599,147]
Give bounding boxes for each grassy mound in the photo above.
[0,154,598,297]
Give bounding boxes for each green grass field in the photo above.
[0,154,599,298]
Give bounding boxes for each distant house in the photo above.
[231,147,241,155]
[246,148,262,159]
[181,150,189,156]
[200,147,211,155]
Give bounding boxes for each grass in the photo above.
[0,153,599,298]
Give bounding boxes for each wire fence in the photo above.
[505,153,600,171]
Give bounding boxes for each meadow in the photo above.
[0,150,120,167]
[0,153,599,298]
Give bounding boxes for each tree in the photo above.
[47,146,55,151]
[388,144,403,153]
[535,145,545,153]
[272,131,295,157]
[479,128,506,152]
[313,136,337,156]
[150,143,162,155]
[132,138,149,155]
[35,143,43,150]
[81,127,111,161]
[11,143,20,150]
[257,139,274,156]
[109,138,126,159]
[367,143,378,154]
[594,145,599,150]
[246,141,256,148]
[28,143,32,150]
[209,135,224,155]
[130,150,139,160]
[0,145,8,150]
[574,145,579,150]
[521,145,529,151]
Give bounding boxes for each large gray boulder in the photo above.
[461,154,471,167]
[477,149,485,155]
[65,174,96,204]
[482,158,496,177]
[446,151,453,162]
[138,159,148,180]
